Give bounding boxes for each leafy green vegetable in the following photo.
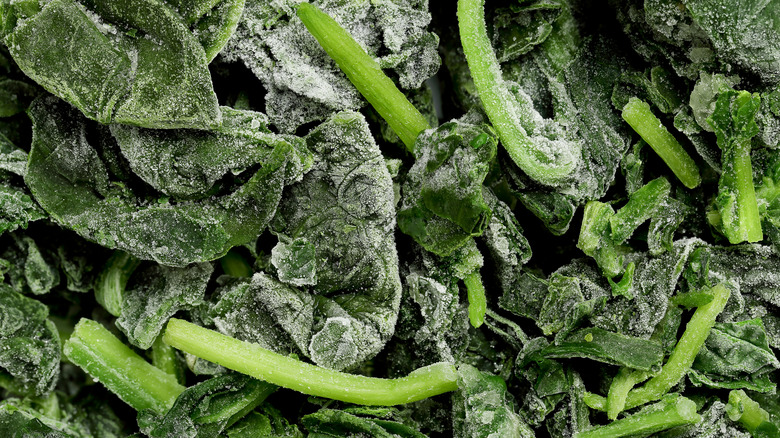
[458,0,580,186]
[452,364,534,438]
[26,96,308,266]
[577,395,701,438]
[0,0,229,129]
[222,0,440,132]
[2,1,780,436]
[0,282,60,396]
[116,262,213,349]
[64,318,185,414]
[397,117,498,256]
[138,373,276,438]
[621,97,701,189]
[302,407,427,438]
[689,318,780,392]
[297,2,430,151]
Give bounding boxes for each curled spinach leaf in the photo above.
[1,0,229,129]
[26,96,308,267]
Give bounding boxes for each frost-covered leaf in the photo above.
[222,0,440,131]
[684,0,780,84]
[452,364,535,438]
[110,107,309,198]
[212,111,402,370]
[540,327,664,370]
[26,96,307,267]
[1,0,226,129]
[0,183,46,237]
[117,262,213,349]
[0,234,59,295]
[0,283,60,396]
[302,408,427,438]
[690,318,780,392]
[397,118,498,256]
[138,373,274,438]
[0,135,27,177]
[491,0,564,63]
[270,237,317,287]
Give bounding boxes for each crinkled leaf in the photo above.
[110,107,309,199]
[26,96,305,266]
[491,0,564,63]
[2,0,223,129]
[685,0,780,84]
[0,283,60,396]
[0,183,46,236]
[117,262,213,349]
[211,112,401,370]
[302,408,427,438]
[226,406,302,438]
[689,318,780,392]
[138,373,275,438]
[398,118,498,256]
[452,364,534,438]
[270,237,317,287]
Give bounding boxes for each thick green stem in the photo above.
[721,139,763,243]
[152,334,185,385]
[94,251,140,317]
[163,318,458,406]
[726,390,772,433]
[464,271,486,328]
[63,319,185,414]
[606,368,650,420]
[296,2,430,152]
[610,177,670,242]
[576,395,701,438]
[457,0,579,185]
[622,283,730,409]
[622,98,701,189]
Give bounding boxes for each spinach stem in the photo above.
[621,97,701,189]
[457,0,579,185]
[464,271,486,328]
[94,251,140,317]
[64,319,185,414]
[297,2,430,152]
[726,390,770,432]
[163,318,459,406]
[576,395,700,438]
[606,368,649,420]
[585,283,730,413]
[623,283,729,409]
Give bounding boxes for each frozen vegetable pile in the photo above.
[0,0,779,436]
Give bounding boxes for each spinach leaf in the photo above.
[26,96,308,266]
[117,262,213,349]
[690,318,780,392]
[138,373,275,438]
[397,117,498,256]
[0,283,60,396]
[302,408,427,438]
[211,111,402,371]
[1,0,229,129]
[541,327,664,371]
[452,364,534,438]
